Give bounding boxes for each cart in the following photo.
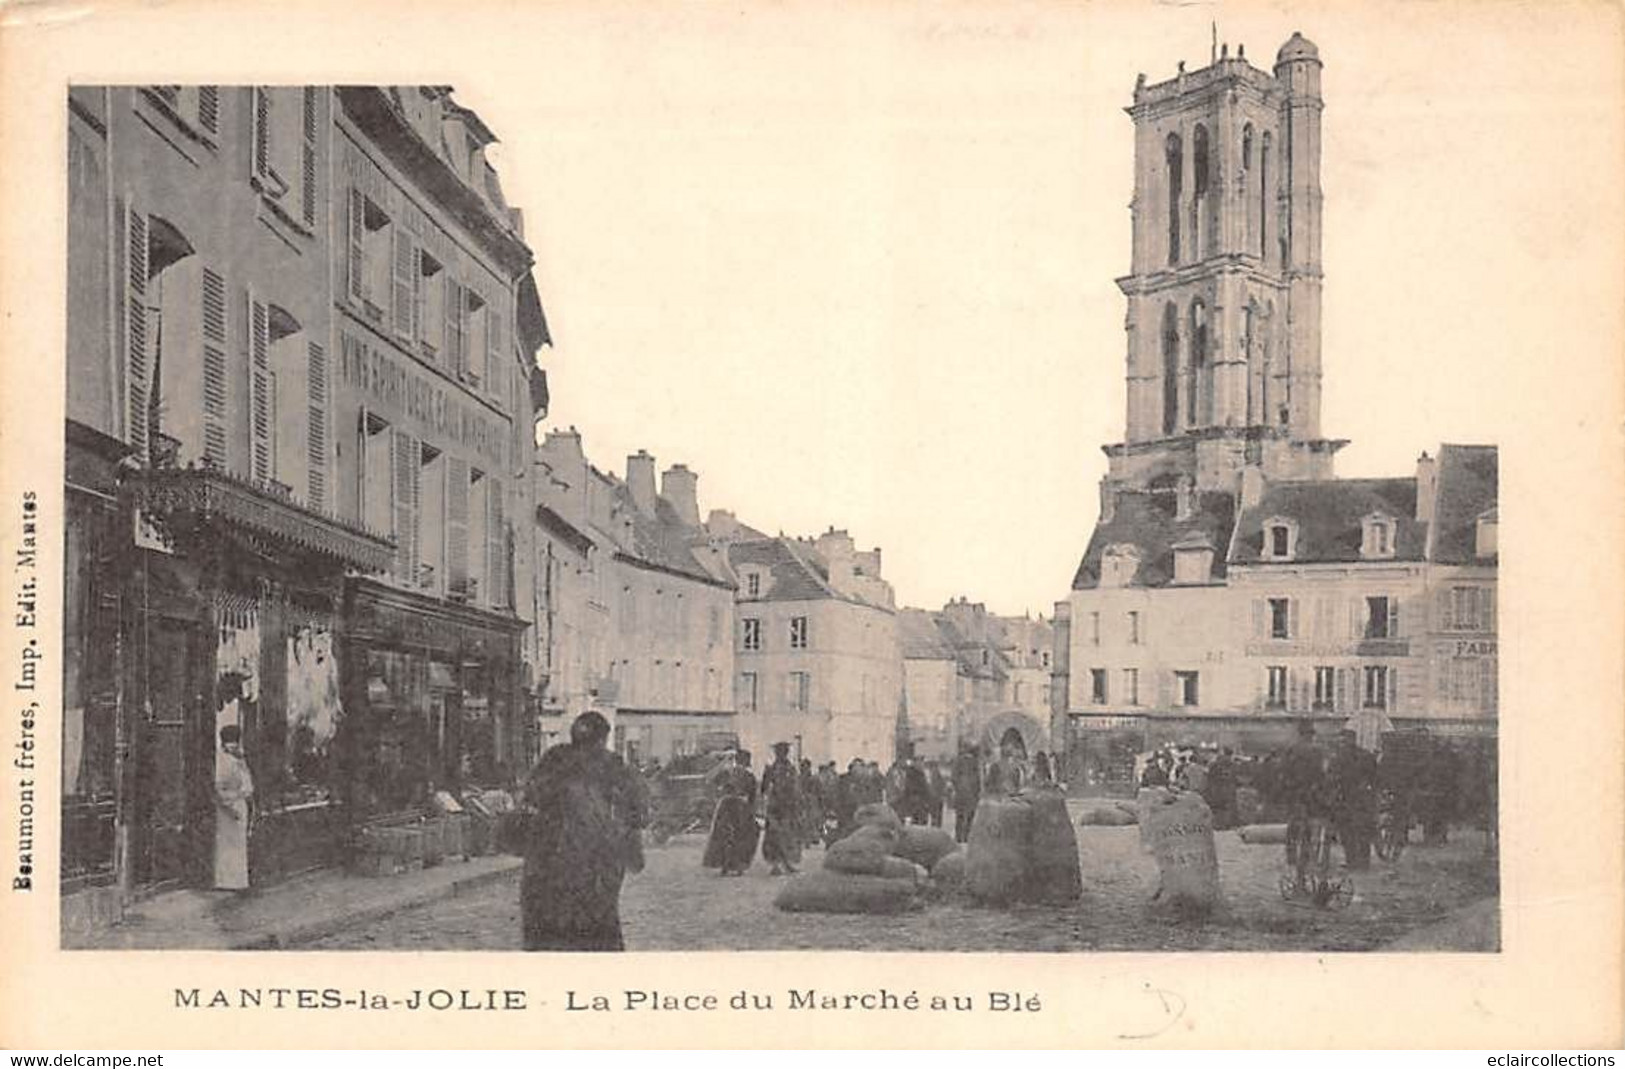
[1278,815,1355,910]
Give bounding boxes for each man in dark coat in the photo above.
[797,758,822,846]
[950,745,982,843]
[1329,731,1379,870]
[925,761,947,828]
[702,750,759,876]
[1203,747,1239,830]
[520,711,649,952]
[760,742,803,875]
[1277,723,1329,873]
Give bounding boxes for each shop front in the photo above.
[338,578,527,827]
[126,466,395,892]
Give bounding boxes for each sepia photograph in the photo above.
[3,0,1622,1051]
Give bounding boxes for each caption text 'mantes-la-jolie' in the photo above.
[176,988,1043,1013]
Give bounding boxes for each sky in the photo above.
[434,2,1619,617]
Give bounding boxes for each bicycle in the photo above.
[1279,813,1355,910]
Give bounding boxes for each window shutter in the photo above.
[124,203,150,460]
[1478,658,1496,712]
[200,267,228,468]
[1287,597,1297,639]
[391,231,415,338]
[1155,670,1171,710]
[251,87,270,180]
[487,477,505,606]
[487,292,504,388]
[392,430,419,585]
[1387,666,1399,711]
[306,341,328,512]
[248,294,271,483]
[1348,597,1362,639]
[1388,599,1401,639]
[1436,587,1454,632]
[197,86,220,136]
[445,277,464,375]
[1483,587,1496,630]
[1251,598,1264,639]
[300,87,317,228]
[447,456,470,594]
[346,189,365,302]
[1335,667,1349,712]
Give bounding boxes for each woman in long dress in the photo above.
[213,724,254,890]
[702,751,759,876]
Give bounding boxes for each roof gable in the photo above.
[1232,478,1425,565]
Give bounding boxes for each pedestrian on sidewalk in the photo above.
[213,722,255,891]
[519,711,649,952]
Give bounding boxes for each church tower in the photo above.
[1105,32,1344,495]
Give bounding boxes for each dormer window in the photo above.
[1361,512,1397,560]
[1476,508,1498,559]
[743,570,762,598]
[1100,544,1142,588]
[1261,518,1297,562]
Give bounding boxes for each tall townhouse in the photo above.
[61,85,549,918]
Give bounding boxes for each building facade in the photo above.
[719,529,901,765]
[61,85,548,917]
[531,434,736,765]
[1059,38,1498,794]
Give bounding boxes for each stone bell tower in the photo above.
[1104,31,1343,495]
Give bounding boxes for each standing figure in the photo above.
[1329,731,1379,870]
[950,745,982,843]
[760,742,804,875]
[520,712,650,951]
[1204,747,1239,830]
[1277,723,1330,874]
[797,758,822,847]
[213,724,255,891]
[702,750,759,876]
[1033,751,1053,785]
[925,761,947,828]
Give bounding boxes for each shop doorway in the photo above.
[133,617,206,888]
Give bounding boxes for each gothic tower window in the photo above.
[1242,124,1256,253]
[1187,300,1209,426]
[1260,131,1272,260]
[1165,132,1183,266]
[1161,301,1179,435]
[1243,302,1256,423]
[1191,124,1209,260]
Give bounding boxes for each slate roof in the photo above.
[1230,478,1425,565]
[726,538,837,602]
[1430,444,1498,564]
[608,483,730,587]
[1072,490,1236,589]
[899,609,956,659]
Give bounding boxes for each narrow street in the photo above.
[306,818,1499,952]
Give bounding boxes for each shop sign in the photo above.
[1452,640,1497,657]
[1071,714,1143,730]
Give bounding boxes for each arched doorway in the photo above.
[999,727,1028,760]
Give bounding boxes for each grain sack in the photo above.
[894,825,957,869]
[824,832,892,876]
[1023,785,1083,904]
[773,871,922,915]
[1078,803,1137,826]
[853,803,903,833]
[877,856,929,884]
[930,849,967,889]
[1141,790,1222,916]
[965,796,1032,905]
[1237,823,1289,845]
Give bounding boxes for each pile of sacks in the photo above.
[962,784,1083,906]
[774,804,959,915]
[1076,799,1139,827]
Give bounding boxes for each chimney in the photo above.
[1240,465,1267,510]
[661,463,700,527]
[1099,477,1118,524]
[626,450,657,515]
[1415,451,1438,524]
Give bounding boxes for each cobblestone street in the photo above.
[305,816,1499,953]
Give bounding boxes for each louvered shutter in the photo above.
[392,431,419,584]
[248,295,271,483]
[124,204,150,460]
[197,86,220,136]
[1335,667,1349,712]
[251,87,270,180]
[200,267,228,468]
[1388,599,1401,638]
[1287,597,1298,640]
[1483,587,1496,630]
[1349,597,1362,639]
[346,189,366,302]
[445,277,464,375]
[1478,658,1497,712]
[391,231,415,338]
[306,341,328,512]
[1155,670,1171,710]
[487,478,505,607]
[300,87,317,228]
[1436,588,1453,632]
[1251,598,1264,639]
[487,292,504,390]
[447,456,470,595]
[1387,666,1399,712]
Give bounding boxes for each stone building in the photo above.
[1059,38,1498,793]
[899,600,1054,761]
[61,85,549,917]
[716,527,901,766]
[531,433,736,764]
